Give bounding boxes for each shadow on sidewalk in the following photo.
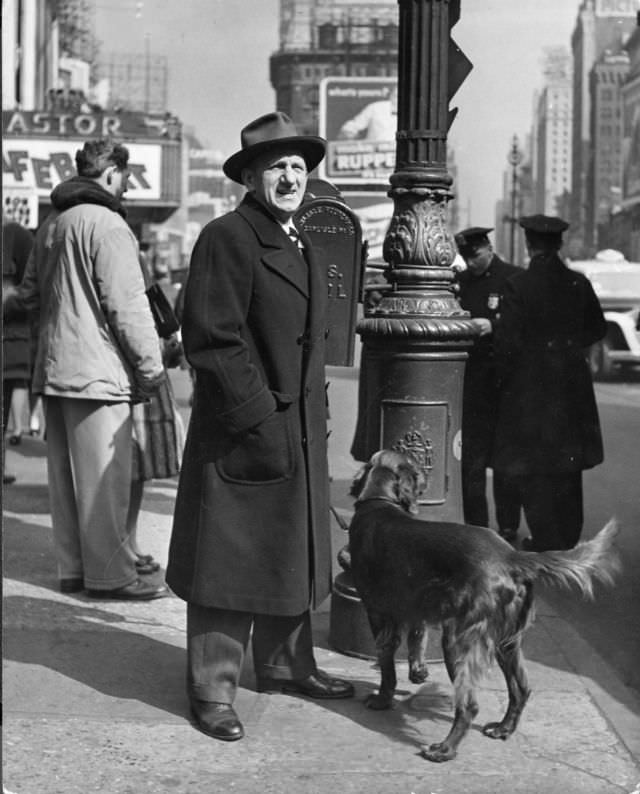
[3,482,50,514]
[3,593,189,718]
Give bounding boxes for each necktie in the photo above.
[288,226,304,251]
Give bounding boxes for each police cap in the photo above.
[519,215,569,234]
[455,226,493,253]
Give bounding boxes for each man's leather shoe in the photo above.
[257,669,355,699]
[87,578,169,600]
[60,577,84,593]
[190,700,244,741]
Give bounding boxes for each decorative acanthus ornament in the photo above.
[383,188,457,271]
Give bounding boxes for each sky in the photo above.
[92,0,580,228]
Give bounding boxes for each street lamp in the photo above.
[329,0,478,659]
[506,134,523,263]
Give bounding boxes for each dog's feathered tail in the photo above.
[511,519,621,599]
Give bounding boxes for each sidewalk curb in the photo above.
[537,598,640,762]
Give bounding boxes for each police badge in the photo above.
[487,293,499,311]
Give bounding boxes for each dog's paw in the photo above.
[364,692,393,710]
[409,664,429,684]
[420,742,457,763]
[482,721,512,741]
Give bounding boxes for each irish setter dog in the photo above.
[348,450,621,762]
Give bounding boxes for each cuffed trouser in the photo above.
[519,472,584,551]
[187,604,317,705]
[44,396,138,589]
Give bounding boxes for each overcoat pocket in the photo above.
[215,408,295,484]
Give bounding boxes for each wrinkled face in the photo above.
[242,149,308,223]
[464,243,493,276]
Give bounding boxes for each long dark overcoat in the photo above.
[456,255,520,460]
[492,253,606,476]
[166,194,331,615]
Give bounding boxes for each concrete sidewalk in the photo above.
[3,430,640,793]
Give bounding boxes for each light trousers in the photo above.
[187,604,317,704]
[44,396,138,589]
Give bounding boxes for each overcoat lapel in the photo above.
[237,196,309,298]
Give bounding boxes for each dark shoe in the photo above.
[257,669,355,699]
[498,528,518,543]
[135,559,161,575]
[87,578,169,600]
[3,474,16,485]
[8,434,21,446]
[60,577,84,593]
[190,700,244,741]
[521,537,534,551]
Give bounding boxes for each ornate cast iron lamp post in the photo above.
[329,0,479,658]
[506,134,523,263]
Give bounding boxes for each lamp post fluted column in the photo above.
[329,0,478,658]
[350,0,477,521]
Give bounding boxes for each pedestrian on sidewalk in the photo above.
[492,214,606,551]
[166,112,354,743]
[2,138,168,600]
[454,226,522,543]
[2,215,34,484]
[127,250,186,575]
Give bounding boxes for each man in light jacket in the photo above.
[3,139,167,600]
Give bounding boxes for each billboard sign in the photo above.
[2,185,38,229]
[319,77,397,186]
[2,139,163,201]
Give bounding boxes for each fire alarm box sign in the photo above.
[319,77,397,186]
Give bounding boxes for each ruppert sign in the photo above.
[318,77,397,187]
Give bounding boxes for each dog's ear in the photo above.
[395,463,420,514]
[350,462,371,499]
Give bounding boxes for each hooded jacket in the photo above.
[5,176,164,402]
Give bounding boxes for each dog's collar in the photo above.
[356,496,402,508]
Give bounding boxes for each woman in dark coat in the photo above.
[166,112,353,743]
[2,218,34,482]
[492,215,606,551]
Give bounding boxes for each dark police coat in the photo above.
[456,256,520,459]
[166,194,332,615]
[492,252,606,476]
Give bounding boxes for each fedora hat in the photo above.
[223,112,326,184]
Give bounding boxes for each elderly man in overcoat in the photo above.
[166,112,354,743]
[492,215,606,552]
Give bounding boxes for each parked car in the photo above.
[568,249,640,380]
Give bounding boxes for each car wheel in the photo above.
[588,338,615,381]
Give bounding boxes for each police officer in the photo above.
[492,215,606,551]
[455,226,522,541]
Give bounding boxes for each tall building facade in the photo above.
[588,48,629,248]
[270,0,398,136]
[611,25,640,259]
[2,0,59,111]
[94,52,169,114]
[533,47,573,217]
[570,0,637,257]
